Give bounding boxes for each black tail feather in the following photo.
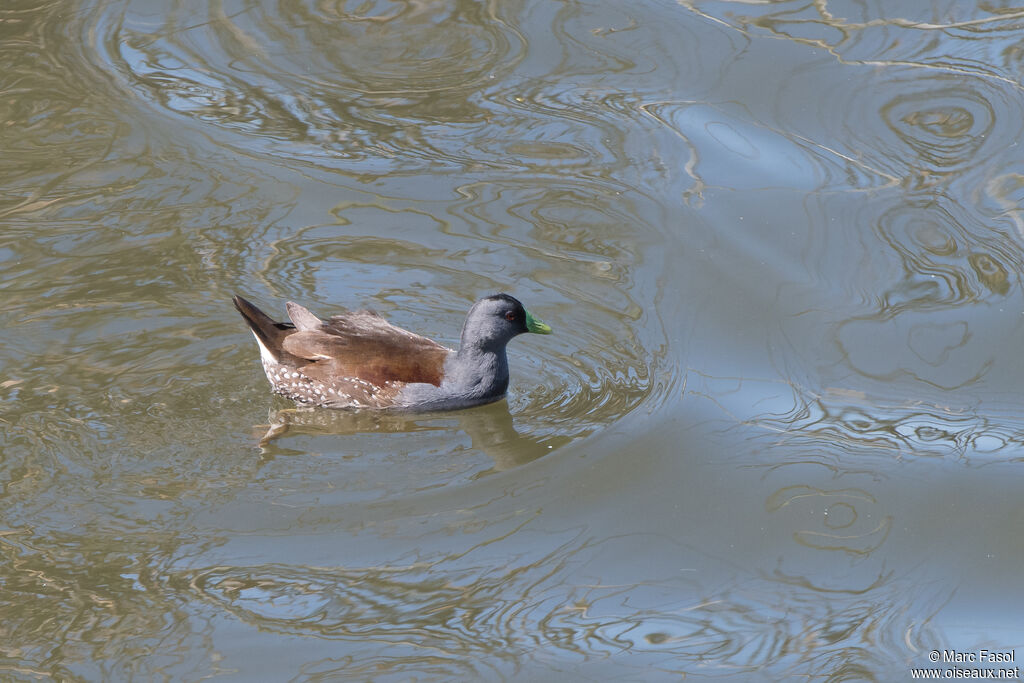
[233,294,293,360]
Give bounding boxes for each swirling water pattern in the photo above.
[1,0,1023,679]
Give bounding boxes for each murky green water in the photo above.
[2,0,1023,680]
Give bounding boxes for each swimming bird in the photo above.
[233,293,552,411]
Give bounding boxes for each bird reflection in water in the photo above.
[250,399,569,471]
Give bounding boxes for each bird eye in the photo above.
[505,311,516,322]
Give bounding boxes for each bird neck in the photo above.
[450,343,510,396]
[454,341,508,368]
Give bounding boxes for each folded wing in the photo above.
[281,304,451,387]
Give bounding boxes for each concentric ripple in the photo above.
[237,173,677,449]
[880,85,995,175]
[872,198,1021,311]
[169,533,949,678]
[270,0,523,94]
[92,0,526,171]
[768,61,1018,191]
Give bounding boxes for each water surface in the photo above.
[2,0,1023,679]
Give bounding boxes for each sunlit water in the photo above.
[2,0,1023,679]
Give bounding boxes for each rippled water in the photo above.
[2,0,1024,679]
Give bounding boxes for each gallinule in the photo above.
[233,293,552,411]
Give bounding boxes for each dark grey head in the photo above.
[459,293,552,351]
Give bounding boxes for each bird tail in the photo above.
[233,294,293,361]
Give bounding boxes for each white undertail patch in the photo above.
[251,331,277,364]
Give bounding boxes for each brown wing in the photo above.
[281,309,451,387]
